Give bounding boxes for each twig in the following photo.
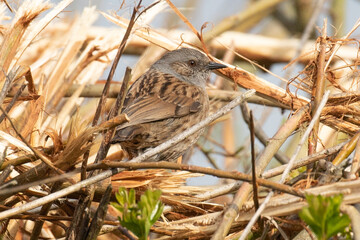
[194,182,242,201]
[268,217,289,240]
[85,184,112,240]
[0,165,13,185]
[2,0,14,12]
[350,137,360,178]
[0,71,13,106]
[308,19,327,155]
[261,140,348,179]
[197,145,221,169]
[332,132,360,166]
[0,170,78,197]
[0,84,26,123]
[249,110,262,229]
[240,102,289,164]
[118,226,137,240]
[90,67,131,169]
[239,90,330,240]
[88,161,303,197]
[249,111,259,211]
[164,0,198,39]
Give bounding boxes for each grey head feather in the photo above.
[150,48,213,89]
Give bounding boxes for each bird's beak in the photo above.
[207,61,228,70]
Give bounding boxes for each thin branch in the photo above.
[88,161,303,197]
[91,67,131,166]
[0,165,13,185]
[261,140,347,179]
[240,102,289,164]
[91,2,141,127]
[249,111,259,211]
[0,170,78,196]
[0,71,13,106]
[85,184,112,240]
[0,83,26,123]
[309,19,327,155]
[349,137,360,178]
[239,90,330,240]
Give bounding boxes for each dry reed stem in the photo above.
[350,138,360,178]
[261,140,347,178]
[0,0,51,87]
[10,83,289,108]
[332,131,360,166]
[89,161,303,197]
[241,102,289,164]
[14,0,72,67]
[308,20,327,154]
[82,27,359,63]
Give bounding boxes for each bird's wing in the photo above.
[118,70,205,128]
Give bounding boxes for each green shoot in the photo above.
[111,187,164,240]
[299,194,351,240]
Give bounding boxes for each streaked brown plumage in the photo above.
[111,48,227,162]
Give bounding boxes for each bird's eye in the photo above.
[188,60,196,67]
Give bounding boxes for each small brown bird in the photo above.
[111,48,227,162]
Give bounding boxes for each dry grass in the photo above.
[0,0,359,239]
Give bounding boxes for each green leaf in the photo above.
[299,194,351,239]
[111,188,164,240]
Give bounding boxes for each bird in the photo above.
[111,48,227,162]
